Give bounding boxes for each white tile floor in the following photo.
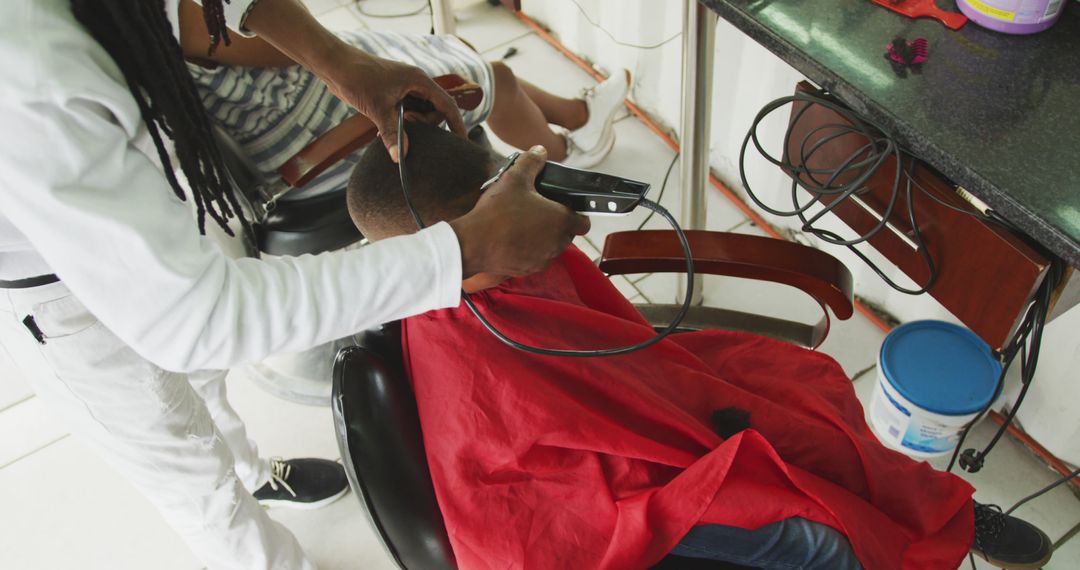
[2,1,1078,569]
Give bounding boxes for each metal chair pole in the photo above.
[677,0,717,304]
[431,0,456,35]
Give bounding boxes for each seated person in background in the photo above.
[345,122,1052,570]
[175,0,626,202]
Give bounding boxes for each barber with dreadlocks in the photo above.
[0,0,589,568]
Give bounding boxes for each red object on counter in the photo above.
[870,0,968,29]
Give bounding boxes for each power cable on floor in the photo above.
[354,0,430,18]
[564,0,682,50]
[1005,467,1080,516]
[636,151,679,230]
[946,260,1063,474]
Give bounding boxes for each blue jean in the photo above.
[669,518,862,570]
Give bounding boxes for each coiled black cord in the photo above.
[742,91,1065,472]
[740,90,939,294]
[397,102,695,357]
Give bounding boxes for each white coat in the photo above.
[0,0,463,373]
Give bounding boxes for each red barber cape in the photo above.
[402,247,973,570]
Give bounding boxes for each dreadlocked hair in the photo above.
[70,0,249,237]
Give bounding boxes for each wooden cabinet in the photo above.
[784,83,1050,350]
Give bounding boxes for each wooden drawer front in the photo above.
[783,83,1049,350]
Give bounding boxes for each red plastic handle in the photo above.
[869,0,968,30]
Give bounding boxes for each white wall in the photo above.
[521,0,1080,464]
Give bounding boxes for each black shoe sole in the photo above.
[971,548,1052,570]
[258,485,349,511]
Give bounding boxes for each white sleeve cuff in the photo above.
[420,221,464,310]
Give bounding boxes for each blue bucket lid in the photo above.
[879,320,1001,416]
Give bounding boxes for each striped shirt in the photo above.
[189,30,495,200]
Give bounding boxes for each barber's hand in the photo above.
[318,47,466,162]
[240,0,463,160]
[449,146,591,278]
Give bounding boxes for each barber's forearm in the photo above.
[242,0,367,75]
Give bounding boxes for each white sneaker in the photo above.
[559,127,615,169]
[568,70,630,154]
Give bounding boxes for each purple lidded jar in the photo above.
[956,0,1067,34]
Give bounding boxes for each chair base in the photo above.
[246,336,358,406]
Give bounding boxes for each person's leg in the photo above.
[0,283,313,570]
[487,60,571,160]
[669,518,862,570]
[185,368,349,510]
[516,77,588,131]
[187,369,270,492]
[488,61,630,168]
[321,31,621,165]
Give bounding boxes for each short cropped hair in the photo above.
[347,122,496,240]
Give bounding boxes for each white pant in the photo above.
[0,281,315,570]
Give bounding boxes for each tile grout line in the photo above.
[627,274,655,304]
[725,219,751,233]
[582,235,603,258]
[848,363,877,384]
[319,0,359,18]
[1053,518,1080,551]
[620,275,650,304]
[0,433,70,471]
[343,3,373,29]
[582,234,653,303]
[0,393,35,415]
[479,30,538,58]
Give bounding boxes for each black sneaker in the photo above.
[253,457,349,510]
[971,502,1052,569]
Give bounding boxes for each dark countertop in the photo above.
[701,0,1080,267]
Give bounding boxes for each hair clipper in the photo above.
[483,152,651,215]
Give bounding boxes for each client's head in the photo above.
[347,121,496,241]
[347,122,504,292]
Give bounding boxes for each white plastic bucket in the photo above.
[868,321,1000,458]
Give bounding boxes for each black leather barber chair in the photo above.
[212,117,362,258]
[332,232,854,570]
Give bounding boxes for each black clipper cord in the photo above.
[396,101,695,357]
